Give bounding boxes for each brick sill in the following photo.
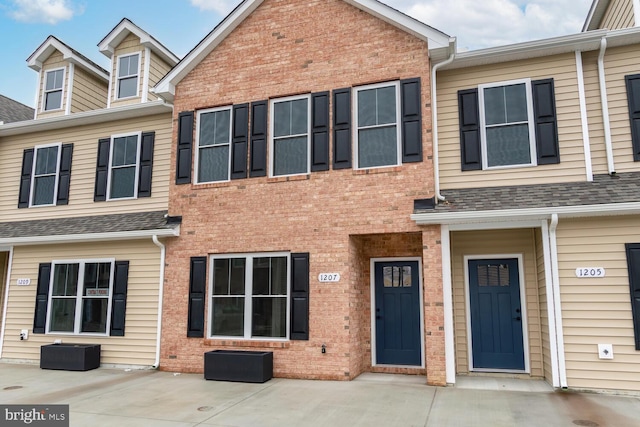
[204,339,290,349]
[353,166,402,175]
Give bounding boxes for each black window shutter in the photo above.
[401,78,423,163]
[458,88,482,171]
[18,148,34,208]
[625,74,640,161]
[110,260,129,336]
[625,244,640,350]
[250,100,268,177]
[311,91,330,171]
[333,88,352,169]
[231,103,249,179]
[176,111,194,184]
[94,138,111,201]
[290,252,310,340]
[188,256,207,337]
[137,132,155,198]
[532,78,560,165]
[33,263,52,334]
[56,143,73,205]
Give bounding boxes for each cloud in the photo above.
[9,0,78,24]
[190,0,236,15]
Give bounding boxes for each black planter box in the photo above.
[204,350,273,383]
[40,343,101,371]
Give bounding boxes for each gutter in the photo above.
[597,36,616,175]
[0,227,179,247]
[432,38,457,202]
[0,248,14,359]
[549,214,568,388]
[151,235,166,369]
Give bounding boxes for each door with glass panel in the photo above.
[374,261,421,366]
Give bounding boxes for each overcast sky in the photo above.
[0,0,593,108]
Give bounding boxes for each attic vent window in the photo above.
[44,68,64,111]
[116,53,140,99]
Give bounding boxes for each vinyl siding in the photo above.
[450,229,543,377]
[1,240,162,366]
[147,52,173,102]
[110,33,144,107]
[535,228,553,384]
[37,51,68,119]
[556,216,640,392]
[70,66,108,113]
[0,113,171,221]
[438,53,588,189]
[601,0,635,30]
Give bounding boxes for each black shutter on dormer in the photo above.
[187,256,207,337]
[18,148,34,208]
[532,79,560,165]
[625,74,640,161]
[290,252,310,340]
[457,88,482,171]
[401,78,422,163]
[176,111,194,184]
[311,91,330,171]
[625,243,640,350]
[250,100,268,177]
[110,261,129,336]
[231,103,249,179]
[333,88,352,169]
[138,132,155,198]
[56,143,73,205]
[33,263,52,334]
[94,138,111,201]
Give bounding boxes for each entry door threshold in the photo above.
[455,376,553,392]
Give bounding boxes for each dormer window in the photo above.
[44,68,64,111]
[116,53,139,99]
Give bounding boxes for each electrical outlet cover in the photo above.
[598,344,613,360]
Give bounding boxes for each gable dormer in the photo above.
[28,36,109,119]
[98,19,179,108]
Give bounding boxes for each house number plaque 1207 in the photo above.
[318,273,340,282]
[575,267,605,278]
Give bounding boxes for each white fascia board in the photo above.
[99,19,179,65]
[0,100,172,137]
[583,0,610,32]
[411,202,640,225]
[0,227,180,247]
[437,30,608,70]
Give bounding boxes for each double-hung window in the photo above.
[479,79,536,168]
[30,143,61,207]
[116,53,140,99]
[209,253,289,339]
[196,107,232,183]
[271,95,310,177]
[108,133,140,199]
[354,81,401,169]
[47,260,114,335]
[43,68,64,111]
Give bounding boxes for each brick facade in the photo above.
[161,0,444,383]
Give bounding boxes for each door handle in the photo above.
[376,316,382,320]
[513,316,521,321]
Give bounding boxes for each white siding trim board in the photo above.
[575,51,594,182]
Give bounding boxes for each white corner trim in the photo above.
[107,55,114,109]
[33,72,41,119]
[151,235,166,369]
[0,227,179,247]
[142,47,151,103]
[575,51,593,182]
[65,63,74,115]
[441,225,455,384]
[634,0,640,27]
[0,247,14,359]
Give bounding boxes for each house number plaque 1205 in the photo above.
[575,267,605,278]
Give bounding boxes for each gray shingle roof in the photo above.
[0,210,178,239]
[416,172,640,214]
[0,94,34,124]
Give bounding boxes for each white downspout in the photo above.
[0,248,15,359]
[575,51,593,182]
[432,38,457,202]
[597,37,616,175]
[634,0,640,27]
[151,235,166,369]
[541,221,560,388]
[549,214,568,388]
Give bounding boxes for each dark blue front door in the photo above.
[374,261,421,366]
[469,259,525,370]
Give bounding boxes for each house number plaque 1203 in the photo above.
[575,267,605,278]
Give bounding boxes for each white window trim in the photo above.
[29,142,62,208]
[353,80,402,170]
[45,258,116,337]
[478,78,537,170]
[207,252,291,341]
[269,94,311,178]
[42,67,66,112]
[195,106,233,184]
[115,52,141,100]
[106,131,142,201]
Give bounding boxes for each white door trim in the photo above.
[370,257,425,368]
[464,254,530,374]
